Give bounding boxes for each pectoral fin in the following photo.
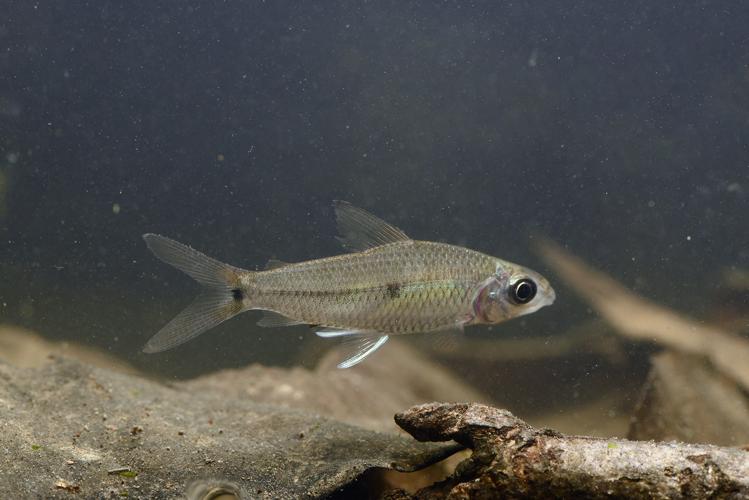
[423,323,465,351]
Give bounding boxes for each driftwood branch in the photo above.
[535,238,749,392]
[629,351,749,446]
[392,403,749,499]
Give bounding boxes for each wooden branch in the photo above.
[535,238,749,393]
[392,403,749,499]
[629,351,749,446]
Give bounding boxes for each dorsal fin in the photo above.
[264,258,290,270]
[333,201,410,252]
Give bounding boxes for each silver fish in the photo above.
[143,201,555,368]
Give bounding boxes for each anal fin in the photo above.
[257,310,305,327]
[321,331,389,369]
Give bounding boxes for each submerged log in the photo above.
[392,402,749,499]
[629,351,749,446]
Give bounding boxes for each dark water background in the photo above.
[1,2,748,421]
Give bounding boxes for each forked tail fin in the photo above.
[142,234,249,353]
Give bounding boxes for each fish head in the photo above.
[471,262,555,324]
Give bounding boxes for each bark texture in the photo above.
[392,402,749,499]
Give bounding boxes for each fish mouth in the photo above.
[545,286,557,305]
[515,285,555,318]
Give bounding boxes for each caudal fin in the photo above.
[142,234,248,353]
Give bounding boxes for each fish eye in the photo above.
[509,278,537,305]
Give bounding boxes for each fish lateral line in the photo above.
[141,201,556,368]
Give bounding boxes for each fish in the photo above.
[142,201,555,368]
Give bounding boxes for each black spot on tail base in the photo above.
[231,288,244,301]
[386,282,401,299]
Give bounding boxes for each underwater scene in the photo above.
[1,1,748,498]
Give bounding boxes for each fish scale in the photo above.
[247,241,494,333]
[141,201,555,368]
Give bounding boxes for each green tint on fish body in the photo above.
[248,241,496,334]
[142,201,556,368]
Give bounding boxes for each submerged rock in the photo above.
[186,338,489,433]
[0,325,138,373]
[0,357,459,498]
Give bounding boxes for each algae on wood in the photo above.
[391,402,749,499]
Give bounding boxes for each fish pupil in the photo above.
[510,279,537,304]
